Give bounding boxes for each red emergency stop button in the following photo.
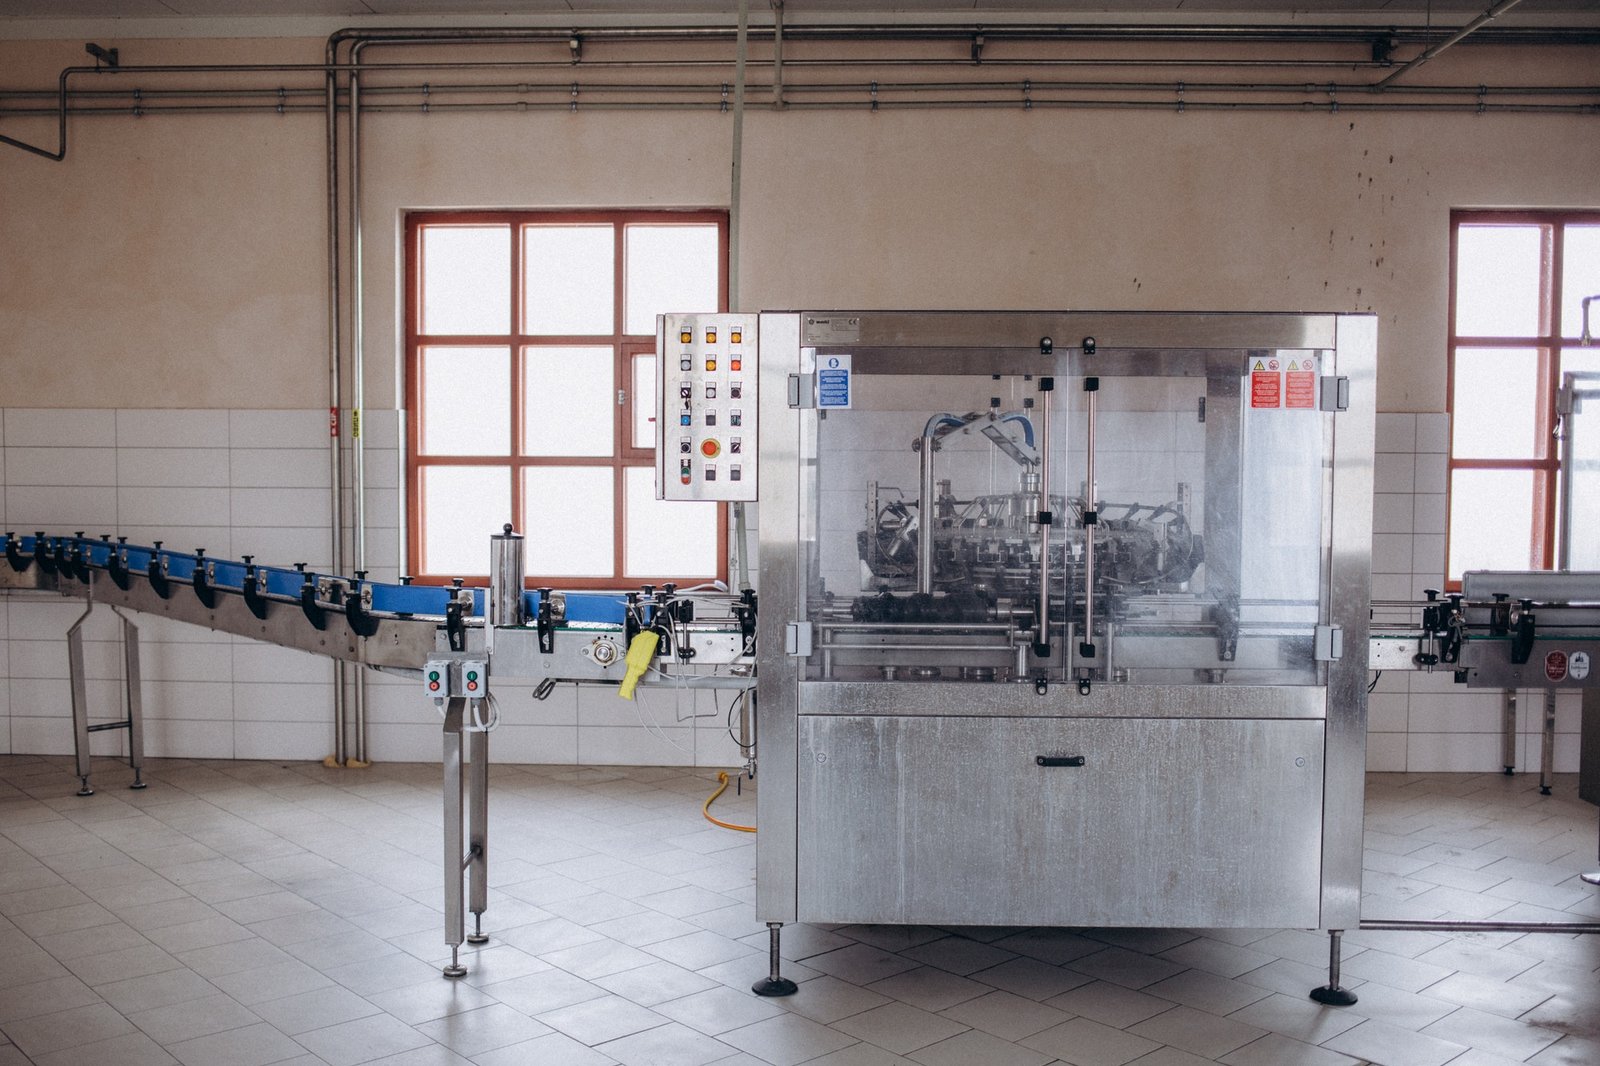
[701,438,721,458]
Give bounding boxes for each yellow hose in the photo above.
[703,770,756,833]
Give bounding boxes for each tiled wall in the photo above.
[1367,412,1582,774]
[0,406,1579,774]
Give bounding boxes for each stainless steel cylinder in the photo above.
[488,523,525,628]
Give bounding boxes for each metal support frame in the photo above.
[1540,688,1557,796]
[68,598,147,797]
[1503,689,1517,773]
[441,697,490,978]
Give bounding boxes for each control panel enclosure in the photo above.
[656,312,758,502]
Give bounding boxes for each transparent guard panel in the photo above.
[1564,372,1600,570]
[801,346,1330,686]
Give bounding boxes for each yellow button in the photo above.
[679,329,692,343]
[705,359,716,371]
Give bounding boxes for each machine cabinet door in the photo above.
[796,713,1325,928]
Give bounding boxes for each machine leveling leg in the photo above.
[752,923,798,997]
[1540,689,1557,796]
[1503,689,1517,775]
[466,726,490,945]
[1309,929,1358,1007]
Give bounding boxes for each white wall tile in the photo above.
[118,410,229,449]
[1407,732,1501,773]
[117,487,231,528]
[1371,573,1412,601]
[119,526,233,558]
[4,447,117,487]
[359,409,400,441]
[488,724,578,765]
[1408,691,1504,733]
[1412,493,1447,535]
[230,410,330,449]
[230,448,330,489]
[231,488,332,528]
[366,723,442,763]
[1366,732,1406,772]
[232,643,335,685]
[1374,452,1415,493]
[235,721,329,761]
[233,682,334,722]
[142,718,234,759]
[140,642,234,683]
[1369,693,1408,733]
[1375,413,1416,454]
[578,725,694,766]
[1372,493,1413,534]
[1371,533,1413,575]
[1416,413,1450,454]
[119,448,231,488]
[140,681,235,722]
[4,485,118,530]
[232,527,333,571]
[4,409,116,448]
[1411,534,1446,579]
[1414,453,1448,495]
[361,449,400,490]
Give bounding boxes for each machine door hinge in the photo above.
[784,621,813,657]
[1319,376,1350,412]
[1314,623,1344,662]
[787,373,816,409]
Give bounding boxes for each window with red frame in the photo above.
[1447,209,1600,583]
[405,210,729,587]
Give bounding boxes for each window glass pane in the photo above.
[523,467,614,577]
[523,225,614,335]
[1448,469,1537,580]
[624,224,719,335]
[623,466,719,578]
[1451,348,1541,460]
[1563,347,1600,379]
[420,466,511,577]
[1562,224,1600,339]
[420,346,510,456]
[523,346,613,457]
[421,225,510,335]
[1456,225,1544,338]
[633,353,658,449]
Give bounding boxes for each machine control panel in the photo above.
[656,312,757,501]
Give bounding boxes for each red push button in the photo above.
[701,439,721,458]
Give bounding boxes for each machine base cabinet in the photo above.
[796,714,1326,928]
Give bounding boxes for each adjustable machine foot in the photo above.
[76,777,93,798]
[752,922,798,997]
[443,946,467,979]
[467,913,489,945]
[1309,929,1358,1007]
[130,768,147,790]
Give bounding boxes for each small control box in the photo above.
[656,312,757,502]
[460,660,487,697]
[423,659,454,698]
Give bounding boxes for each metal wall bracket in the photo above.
[1320,376,1350,412]
[1314,623,1345,661]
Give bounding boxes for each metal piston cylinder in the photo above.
[488,523,525,629]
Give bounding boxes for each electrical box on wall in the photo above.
[655,312,758,502]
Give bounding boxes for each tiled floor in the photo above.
[1,756,1597,1066]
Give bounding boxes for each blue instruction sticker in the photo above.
[817,354,852,409]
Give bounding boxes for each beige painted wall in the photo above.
[3,36,1597,412]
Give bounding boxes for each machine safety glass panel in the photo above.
[800,344,1332,686]
[1561,372,1600,570]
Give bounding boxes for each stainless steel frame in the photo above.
[756,311,1376,938]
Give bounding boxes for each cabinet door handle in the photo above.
[1036,755,1086,767]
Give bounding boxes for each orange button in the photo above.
[679,329,692,343]
[700,439,721,458]
[730,359,742,371]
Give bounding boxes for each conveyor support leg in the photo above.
[1503,689,1517,775]
[466,725,490,944]
[441,697,469,978]
[1540,689,1557,796]
[752,923,798,997]
[1309,929,1358,1007]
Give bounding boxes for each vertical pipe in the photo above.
[1503,689,1518,773]
[1036,385,1052,657]
[325,37,348,767]
[1557,375,1576,570]
[350,41,369,766]
[1082,382,1098,660]
[467,725,489,937]
[772,0,785,109]
[68,607,95,797]
[729,4,752,593]
[122,612,146,789]
[1541,688,1557,795]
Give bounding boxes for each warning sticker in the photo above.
[1249,354,1319,411]
[1545,650,1569,683]
[1250,369,1282,408]
[1572,651,1591,680]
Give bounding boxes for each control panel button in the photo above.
[679,414,691,426]
[679,358,691,371]
[730,410,742,427]
[705,411,717,426]
[730,438,742,453]
[731,358,742,371]
[705,465,717,481]
[679,438,691,454]
[679,329,692,343]
[731,465,742,481]
[705,384,717,399]
[705,358,717,372]
[701,439,721,458]
[730,381,742,399]
[731,328,743,344]
[679,460,691,484]
[706,328,717,343]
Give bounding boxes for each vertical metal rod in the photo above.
[441,698,467,977]
[1082,382,1098,658]
[466,723,490,942]
[729,0,747,313]
[751,922,797,996]
[1036,382,1052,657]
[1540,688,1557,796]
[1309,928,1358,1006]
[772,1,785,108]
[325,37,347,769]
[349,42,369,768]
[917,428,938,595]
[121,612,146,789]
[67,604,95,797]
[1557,374,1576,569]
[1503,689,1518,774]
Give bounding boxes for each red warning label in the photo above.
[1286,371,1316,409]
[1251,371,1282,409]
[1545,650,1568,683]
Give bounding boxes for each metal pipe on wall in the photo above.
[349,40,370,767]
[1375,0,1529,89]
[324,37,349,769]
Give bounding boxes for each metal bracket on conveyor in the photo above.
[148,542,172,599]
[344,573,380,638]
[241,556,269,620]
[191,548,218,609]
[298,564,327,630]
